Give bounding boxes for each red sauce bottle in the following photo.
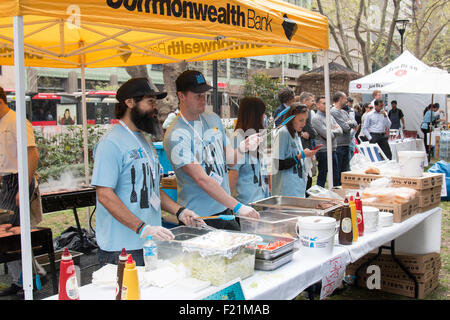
[355,192,364,237]
[58,247,80,300]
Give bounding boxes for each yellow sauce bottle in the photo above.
[121,254,140,300]
[349,196,358,242]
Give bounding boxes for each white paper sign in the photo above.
[320,254,347,300]
[440,173,447,197]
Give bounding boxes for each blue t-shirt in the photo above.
[231,152,270,205]
[91,124,161,252]
[271,126,307,197]
[421,110,439,129]
[163,112,231,216]
[229,131,269,205]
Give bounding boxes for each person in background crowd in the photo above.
[330,91,357,186]
[345,97,359,161]
[359,103,372,142]
[354,104,363,143]
[271,103,319,197]
[362,99,392,160]
[273,87,295,127]
[91,78,202,267]
[431,103,445,128]
[369,90,382,108]
[162,107,179,136]
[0,86,46,297]
[228,97,270,205]
[164,70,260,231]
[298,92,317,196]
[311,96,342,188]
[421,103,445,156]
[388,100,405,130]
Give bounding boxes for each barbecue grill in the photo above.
[40,187,96,251]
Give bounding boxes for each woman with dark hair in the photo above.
[271,103,319,197]
[229,97,269,204]
[60,108,75,125]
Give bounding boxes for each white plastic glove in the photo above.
[236,204,260,219]
[139,225,174,241]
[178,208,204,227]
[239,133,263,153]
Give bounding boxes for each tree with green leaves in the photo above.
[243,72,283,116]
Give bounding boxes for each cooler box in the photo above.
[154,142,178,229]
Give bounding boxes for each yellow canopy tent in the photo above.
[0,0,333,300]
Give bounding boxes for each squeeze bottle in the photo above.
[355,192,364,237]
[116,248,128,300]
[143,236,158,271]
[121,254,140,300]
[338,198,353,245]
[58,247,80,300]
[349,196,358,242]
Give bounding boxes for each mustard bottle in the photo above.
[121,254,140,300]
[349,196,358,242]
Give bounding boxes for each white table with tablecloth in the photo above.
[44,207,441,300]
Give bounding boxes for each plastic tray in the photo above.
[255,250,295,271]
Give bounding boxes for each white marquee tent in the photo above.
[349,50,448,136]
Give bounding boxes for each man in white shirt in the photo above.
[0,86,44,297]
[362,99,392,160]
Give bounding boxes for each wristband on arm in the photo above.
[176,206,186,220]
[136,221,145,234]
[233,202,243,215]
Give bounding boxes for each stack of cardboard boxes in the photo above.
[345,250,441,299]
[338,172,443,222]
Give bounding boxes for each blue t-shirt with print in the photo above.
[91,124,161,252]
[271,126,307,197]
[163,112,231,216]
[229,131,269,205]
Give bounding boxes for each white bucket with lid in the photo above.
[363,206,379,233]
[296,216,337,258]
[398,151,426,177]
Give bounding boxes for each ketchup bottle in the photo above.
[355,192,364,237]
[58,247,80,300]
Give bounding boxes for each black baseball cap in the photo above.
[176,70,212,93]
[116,78,167,102]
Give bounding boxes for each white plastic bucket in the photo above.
[363,206,379,233]
[398,151,426,177]
[296,216,337,258]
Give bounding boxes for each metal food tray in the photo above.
[250,196,344,220]
[254,233,296,260]
[255,250,295,271]
[169,226,211,242]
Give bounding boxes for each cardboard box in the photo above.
[354,273,439,299]
[346,259,441,283]
[345,251,441,299]
[417,186,442,208]
[347,251,441,274]
[341,172,443,191]
[361,197,419,223]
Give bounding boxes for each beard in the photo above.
[130,105,162,137]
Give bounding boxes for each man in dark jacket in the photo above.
[298,92,317,195]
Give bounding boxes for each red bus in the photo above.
[5,90,119,126]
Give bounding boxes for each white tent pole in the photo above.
[13,15,33,300]
[323,50,333,189]
[81,58,89,186]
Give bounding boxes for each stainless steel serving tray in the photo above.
[250,196,344,220]
[254,233,296,260]
[255,250,295,271]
